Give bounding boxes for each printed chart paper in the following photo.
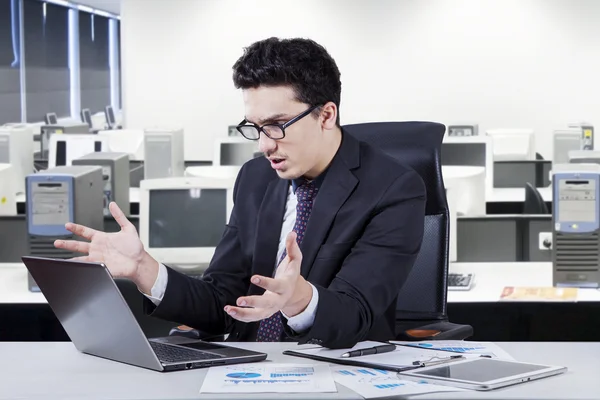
[332,366,465,398]
[199,363,337,394]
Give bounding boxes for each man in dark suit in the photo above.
[55,37,426,349]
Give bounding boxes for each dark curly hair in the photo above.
[232,37,341,126]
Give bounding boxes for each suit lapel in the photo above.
[250,177,288,295]
[300,133,360,278]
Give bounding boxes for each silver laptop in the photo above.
[22,256,267,372]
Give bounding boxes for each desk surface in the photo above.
[489,187,552,203]
[1,341,598,399]
[3,262,600,305]
[449,262,600,303]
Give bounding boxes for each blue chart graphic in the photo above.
[226,379,306,385]
[375,383,405,389]
[356,369,376,376]
[271,373,310,378]
[337,370,355,376]
[226,372,261,379]
[412,343,485,353]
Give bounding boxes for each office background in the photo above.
[118,0,600,161]
[0,0,120,126]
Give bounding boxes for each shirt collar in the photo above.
[291,169,328,193]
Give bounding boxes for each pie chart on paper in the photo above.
[226,372,262,379]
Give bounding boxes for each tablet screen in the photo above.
[415,358,549,383]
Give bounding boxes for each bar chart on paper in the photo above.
[332,367,465,398]
[200,364,337,394]
[394,340,515,360]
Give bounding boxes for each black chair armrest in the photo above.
[395,321,473,341]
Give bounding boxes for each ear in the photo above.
[320,102,337,131]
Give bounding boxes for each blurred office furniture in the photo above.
[568,150,600,164]
[441,135,493,200]
[344,121,473,341]
[524,183,549,214]
[143,128,185,179]
[554,129,582,164]
[486,129,535,161]
[447,124,478,137]
[457,215,552,262]
[0,165,16,216]
[494,160,552,188]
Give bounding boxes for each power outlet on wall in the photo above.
[539,232,552,250]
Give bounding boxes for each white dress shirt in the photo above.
[143,184,319,333]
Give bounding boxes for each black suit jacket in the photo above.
[145,131,426,348]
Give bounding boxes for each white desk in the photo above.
[0,341,598,399]
[3,262,600,306]
[449,262,600,303]
[489,187,552,203]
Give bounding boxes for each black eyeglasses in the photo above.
[236,105,321,141]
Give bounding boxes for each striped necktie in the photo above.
[255,181,319,342]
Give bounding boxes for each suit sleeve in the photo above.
[291,169,426,348]
[142,165,251,335]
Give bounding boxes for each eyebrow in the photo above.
[245,113,290,125]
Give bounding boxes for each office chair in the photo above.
[343,121,473,341]
[535,152,544,160]
[524,182,549,214]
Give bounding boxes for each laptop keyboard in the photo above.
[150,341,218,363]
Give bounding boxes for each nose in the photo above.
[258,131,277,154]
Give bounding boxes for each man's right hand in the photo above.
[53,202,159,294]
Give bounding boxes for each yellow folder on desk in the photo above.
[500,286,578,302]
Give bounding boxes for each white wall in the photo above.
[121,0,600,161]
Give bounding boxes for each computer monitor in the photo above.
[80,108,92,128]
[0,164,16,216]
[45,113,58,125]
[553,129,582,164]
[441,136,494,198]
[105,106,116,127]
[139,176,235,270]
[98,129,144,160]
[486,129,535,161]
[0,124,33,195]
[185,165,241,180]
[48,134,109,168]
[447,124,479,137]
[214,137,259,166]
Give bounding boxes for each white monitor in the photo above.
[0,124,33,195]
[553,129,582,164]
[0,164,16,216]
[80,108,92,128]
[214,137,259,166]
[48,134,109,168]
[105,105,116,126]
[441,135,494,199]
[98,129,144,160]
[139,176,235,270]
[45,113,58,125]
[486,129,535,161]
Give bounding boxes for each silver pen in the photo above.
[412,355,465,367]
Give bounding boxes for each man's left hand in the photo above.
[224,231,313,322]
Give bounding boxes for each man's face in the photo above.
[243,86,324,180]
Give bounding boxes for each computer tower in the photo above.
[143,128,184,179]
[552,164,600,288]
[73,152,130,217]
[553,129,582,164]
[0,164,16,216]
[0,124,33,195]
[26,165,104,291]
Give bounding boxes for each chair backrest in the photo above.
[524,182,549,214]
[343,121,449,320]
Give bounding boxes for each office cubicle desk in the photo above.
[447,262,600,342]
[493,160,552,188]
[1,341,599,399]
[487,187,552,214]
[457,214,552,262]
[1,262,599,343]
